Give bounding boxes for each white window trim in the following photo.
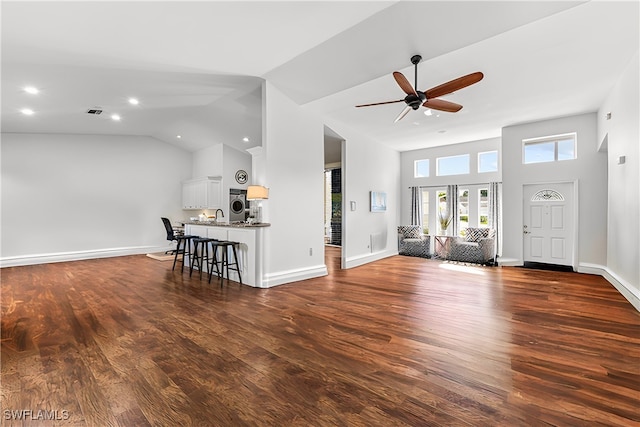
[436,154,470,176]
[477,150,498,173]
[522,132,577,164]
[414,159,430,178]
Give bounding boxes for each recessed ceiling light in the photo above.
[20,108,35,115]
[242,137,250,142]
[176,135,182,139]
[111,114,121,121]
[24,86,39,95]
[128,98,139,105]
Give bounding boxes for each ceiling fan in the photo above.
[356,55,484,123]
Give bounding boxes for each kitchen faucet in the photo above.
[214,209,224,223]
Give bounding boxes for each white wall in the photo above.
[260,82,327,286]
[191,143,252,218]
[1,133,192,265]
[192,143,223,178]
[322,121,401,268]
[222,145,252,194]
[501,113,608,268]
[598,51,639,310]
[258,81,401,284]
[400,137,501,225]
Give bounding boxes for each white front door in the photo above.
[523,183,575,267]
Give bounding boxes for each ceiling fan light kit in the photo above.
[356,54,483,122]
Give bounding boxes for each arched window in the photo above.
[531,189,565,201]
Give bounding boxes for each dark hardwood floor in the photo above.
[2,248,639,426]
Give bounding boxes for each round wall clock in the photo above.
[235,170,248,184]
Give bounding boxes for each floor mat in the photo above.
[146,252,174,261]
[521,261,573,272]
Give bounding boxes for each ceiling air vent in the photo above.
[86,108,103,115]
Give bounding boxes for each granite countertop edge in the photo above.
[181,221,271,228]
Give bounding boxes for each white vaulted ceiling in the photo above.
[2,1,638,152]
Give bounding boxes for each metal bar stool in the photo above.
[206,240,223,283]
[190,237,216,279]
[208,240,242,286]
[172,235,197,272]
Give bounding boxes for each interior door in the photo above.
[523,183,574,268]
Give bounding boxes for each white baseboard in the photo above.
[261,264,328,288]
[345,249,398,269]
[497,257,521,267]
[578,263,639,312]
[0,245,171,268]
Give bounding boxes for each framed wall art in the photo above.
[370,191,387,212]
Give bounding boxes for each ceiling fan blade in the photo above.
[423,98,463,113]
[355,99,405,108]
[425,72,484,99]
[394,105,412,123]
[393,72,417,96]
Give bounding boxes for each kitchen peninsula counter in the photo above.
[181,221,270,228]
[183,222,268,287]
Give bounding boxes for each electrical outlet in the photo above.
[309,248,313,256]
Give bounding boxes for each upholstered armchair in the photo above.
[397,226,430,258]
[449,228,496,264]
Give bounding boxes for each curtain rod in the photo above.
[409,181,502,189]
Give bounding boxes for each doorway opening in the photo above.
[324,168,342,246]
[324,126,345,269]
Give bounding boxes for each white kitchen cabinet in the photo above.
[182,176,222,210]
[206,179,222,209]
[181,180,201,209]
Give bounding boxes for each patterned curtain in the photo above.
[446,184,459,236]
[410,187,423,229]
[489,182,501,257]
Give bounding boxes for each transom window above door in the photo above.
[523,133,576,164]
